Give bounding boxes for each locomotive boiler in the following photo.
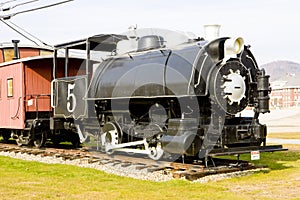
[51,26,279,160]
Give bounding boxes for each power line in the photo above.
[0,0,18,7]
[2,19,52,47]
[0,0,74,20]
[0,18,40,45]
[0,0,74,46]
[0,0,39,12]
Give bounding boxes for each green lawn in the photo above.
[0,150,299,200]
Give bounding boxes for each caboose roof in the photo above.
[0,54,86,67]
[0,43,53,51]
[0,55,50,67]
[54,34,128,52]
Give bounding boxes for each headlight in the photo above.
[224,37,244,56]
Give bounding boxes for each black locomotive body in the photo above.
[51,28,279,160]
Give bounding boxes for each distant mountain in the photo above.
[261,61,300,81]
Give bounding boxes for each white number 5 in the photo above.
[67,83,76,113]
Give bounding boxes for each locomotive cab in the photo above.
[51,34,128,145]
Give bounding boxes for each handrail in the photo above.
[11,96,22,119]
[11,94,51,120]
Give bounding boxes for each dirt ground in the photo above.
[261,109,300,133]
[242,108,300,133]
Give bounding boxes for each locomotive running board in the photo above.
[207,145,288,157]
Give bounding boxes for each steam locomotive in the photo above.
[51,26,274,160]
[0,26,282,160]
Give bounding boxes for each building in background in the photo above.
[270,73,300,108]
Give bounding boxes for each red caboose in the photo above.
[0,42,84,147]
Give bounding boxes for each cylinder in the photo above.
[160,131,201,156]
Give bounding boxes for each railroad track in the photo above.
[0,142,264,181]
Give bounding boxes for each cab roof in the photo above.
[54,34,128,52]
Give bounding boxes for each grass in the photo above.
[0,156,239,200]
[0,150,300,200]
[217,151,300,199]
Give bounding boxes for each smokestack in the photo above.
[12,40,20,60]
[204,25,220,41]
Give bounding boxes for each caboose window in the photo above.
[7,78,13,97]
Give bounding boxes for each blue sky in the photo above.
[1,0,300,65]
